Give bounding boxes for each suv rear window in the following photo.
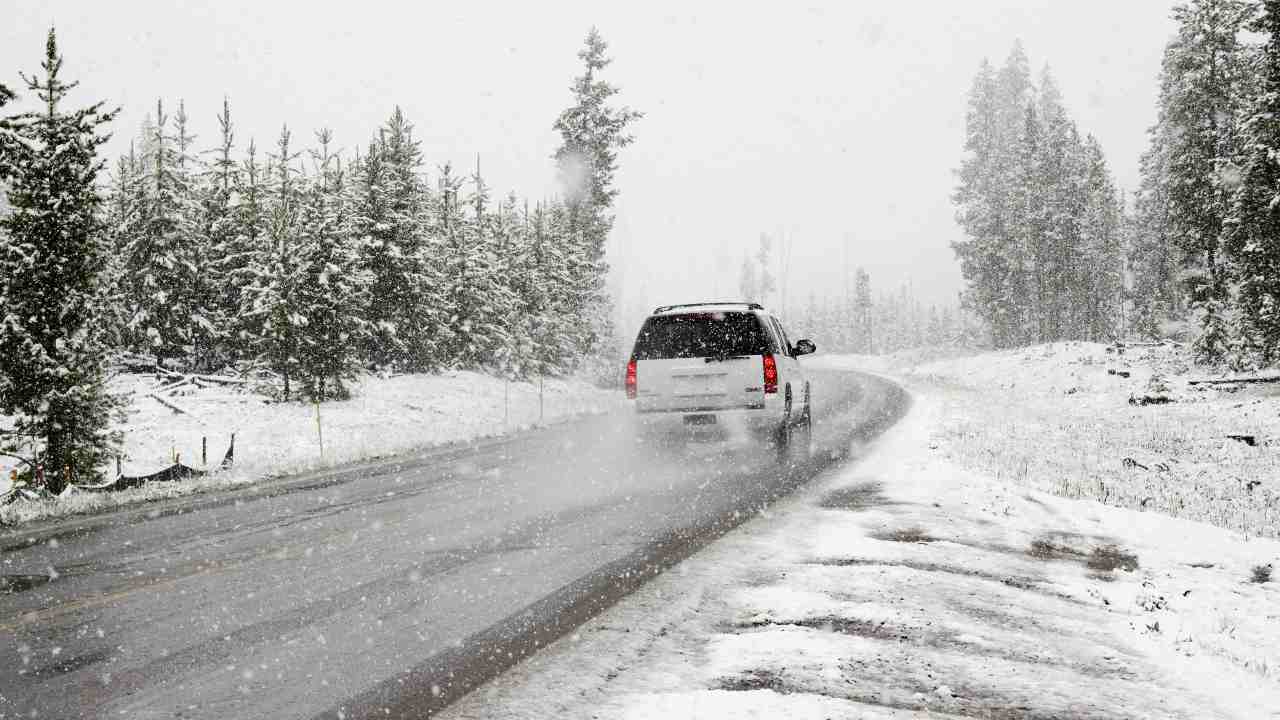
[631,312,770,360]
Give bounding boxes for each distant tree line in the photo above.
[791,271,974,356]
[951,43,1126,350]
[0,28,638,487]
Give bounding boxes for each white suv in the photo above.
[625,302,816,452]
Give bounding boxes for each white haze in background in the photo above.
[2,0,1178,342]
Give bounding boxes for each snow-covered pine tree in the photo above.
[552,28,642,370]
[172,100,221,370]
[950,61,1003,338]
[242,126,304,398]
[1034,68,1086,341]
[456,162,514,368]
[352,108,441,371]
[1230,0,1280,362]
[1161,0,1256,360]
[1128,58,1182,339]
[553,28,642,264]
[197,98,242,369]
[121,99,201,366]
[437,162,471,364]
[228,138,266,360]
[953,49,1031,349]
[1079,136,1125,342]
[542,199,590,371]
[0,29,121,489]
[100,146,140,349]
[293,130,368,400]
[489,193,529,377]
[1006,103,1041,345]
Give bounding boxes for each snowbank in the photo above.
[1,371,621,525]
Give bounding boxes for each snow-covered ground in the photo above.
[440,348,1280,719]
[897,341,1280,539]
[0,370,620,525]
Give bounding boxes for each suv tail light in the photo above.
[625,358,638,399]
[762,353,778,394]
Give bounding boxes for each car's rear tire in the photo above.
[773,386,794,457]
[792,401,813,462]
[774,385,812,465]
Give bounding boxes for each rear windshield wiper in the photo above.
[705,354,749,363]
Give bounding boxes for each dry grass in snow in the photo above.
[861,341,1280,539]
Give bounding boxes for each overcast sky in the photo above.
[4,1,1179,327]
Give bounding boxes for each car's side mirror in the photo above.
[793,339,816,356]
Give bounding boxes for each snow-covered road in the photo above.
[0,368,905,719]
[440,383,1280,720]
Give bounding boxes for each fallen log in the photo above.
[192,374,251,386]
[1188,375,1280,386]
[155,377,192,395]
[187,394,270,403]
[147,392,195,416]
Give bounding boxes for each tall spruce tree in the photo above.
[952,59,1008,346]
[1231,0,1280,361]
[242,126,304,398]
[1080,136,1125,341]
[294,130,368,400]
[229,138,266,359]
[1129,58,1183,339]
[552,28,642,366]
[1162,0,1256,360]
[351,108,442,370]
[172,100,220,369]
[198,98,241,368]
[121,99,201,365]
[0,29,120,489]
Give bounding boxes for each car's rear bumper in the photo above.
[633,403,784,433]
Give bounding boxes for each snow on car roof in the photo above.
[651,302,766,316]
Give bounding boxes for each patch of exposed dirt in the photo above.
[817,480,908,511]
[717,660,1137,720]
[1086,545,1139,572]
[1028,539,1088,561]
[871,527,937,543]
[716,668,791,693]
[1026,531,1135,572]
[730,615,1137,682]
[812,557,1060,599]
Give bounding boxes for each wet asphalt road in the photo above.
[0,368,907,720]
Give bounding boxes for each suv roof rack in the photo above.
[652,301,765,314]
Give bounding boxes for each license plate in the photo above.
[674,376,723,396]
[684,414,717,426]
